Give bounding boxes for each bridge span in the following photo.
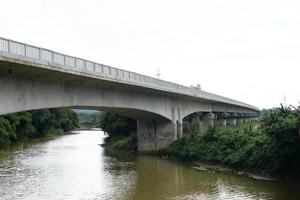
[0,37,259,152]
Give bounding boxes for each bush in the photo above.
[0,117,13,145]
[164,105,300,175]
[98,112,136,138]
[98,112,137,153]
[110,134,137,152]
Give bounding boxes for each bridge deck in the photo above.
[0,37,259,111]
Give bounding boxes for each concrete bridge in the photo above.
[0,37,260,152]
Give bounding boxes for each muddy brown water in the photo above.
[0,131,300,200]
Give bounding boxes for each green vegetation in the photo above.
[77,112,100,129]
[0,108,79,146]
[98,112,137,153]
[162,105,300,176]
[84,105,300,177]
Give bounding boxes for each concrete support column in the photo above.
[201,112,215,131]
[237,114,246,125]
[223,119,227,126]
[173,121,177,141]
[177,118,183,139]
[216,112,229,126]
[137,119,175,153]
[231,118,237,125]
[229,113,238,126]
[219,118,227,126]
[237,118,243,125]
[209,112,216,127]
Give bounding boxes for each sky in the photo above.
[0,0,299,109]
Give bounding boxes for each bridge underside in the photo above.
[0,60,259,152]
[0,61,182,152]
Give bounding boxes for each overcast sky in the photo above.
[1,0,299,109]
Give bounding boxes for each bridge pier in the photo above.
[221,118,227,126]
[177,118,183,139]
[215,112,229,126]
[137,119,176,153]
[237,114,243,125]
[229,113,237,126]
[200,112,215,131]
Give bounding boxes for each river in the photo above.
[0,130,300,200]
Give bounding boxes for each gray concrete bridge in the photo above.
[0,37,259,152]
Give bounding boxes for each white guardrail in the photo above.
[0,37,259,111]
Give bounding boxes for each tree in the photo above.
[0,117,14,145]
[98,112,136,138]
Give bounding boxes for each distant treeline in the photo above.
[76,112,101,129]
[0,108,79,146]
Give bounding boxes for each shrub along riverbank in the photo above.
[0,108,79,146]
[162,105,300,177]
[98,112,137,153]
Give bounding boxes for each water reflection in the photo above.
[0,131,136,200]
[0,131,300,200]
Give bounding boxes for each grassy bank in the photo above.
[101,134,137,153]
[161,105,300,177]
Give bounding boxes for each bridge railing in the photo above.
[0,37,258,111]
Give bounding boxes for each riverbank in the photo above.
[98,106,300,182]
[99,136,279,182]
[160,106,300,181]
[101,134,137,154]
[191,161,277,181]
